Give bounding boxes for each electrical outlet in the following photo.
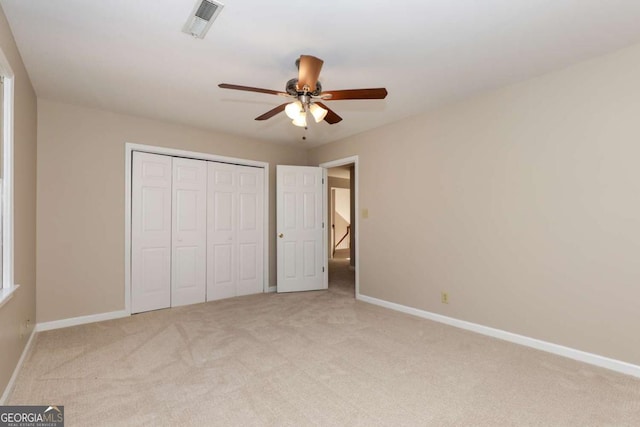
[441,292,449,304]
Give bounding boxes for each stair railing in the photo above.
[332,225,350,258]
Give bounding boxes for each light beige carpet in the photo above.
[9,260,640,426]
[333,248,350,260]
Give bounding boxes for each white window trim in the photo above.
[0,46,17,304]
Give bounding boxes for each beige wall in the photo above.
[309,42,640,366]
[327,176,350,257]
[37,99,307,323]
[0,6,38,396]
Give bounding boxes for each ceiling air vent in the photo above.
[183,0,224,39]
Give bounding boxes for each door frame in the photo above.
[319,156,359,297]
[124,143,270,315]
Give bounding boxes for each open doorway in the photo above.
[331,186,350,260]
[326,163,356,297]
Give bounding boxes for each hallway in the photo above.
[328,258,354,298]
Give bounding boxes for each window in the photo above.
[0,47,15,304]
[0,74,3,284]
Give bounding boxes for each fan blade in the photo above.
[297,55,324,93]
[255,103,288,121]
[315,102,343,124]
[320,88,388,100]
[219,83,286,96]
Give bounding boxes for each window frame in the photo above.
[0,46,16,303]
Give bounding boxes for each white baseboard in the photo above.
[1,329,37,405]
[268,286,277,293]
[36,310,129,332]
[356,293,640,379]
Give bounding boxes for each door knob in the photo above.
[278,233,284,238]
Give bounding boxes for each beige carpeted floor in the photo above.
[8,259,640,426]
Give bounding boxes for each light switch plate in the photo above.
[362,208,369,219]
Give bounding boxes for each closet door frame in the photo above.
[124,143,269,315]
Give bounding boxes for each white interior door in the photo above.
[207,162,264,300]
[131,152,172,313]
[171,157,207,307]
[277,165,326,292]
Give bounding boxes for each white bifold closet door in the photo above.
[207,162,264,301]
[131,152,172,314]
[132,153,264,313]
[171,157,207,307]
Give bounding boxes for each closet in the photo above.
[131,151,264,314]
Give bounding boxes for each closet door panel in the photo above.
[207,162,237,301]
[131,152,172,314]
[236,166,264,296]
[172,157,207,307]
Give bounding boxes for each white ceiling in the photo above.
[3,1,640,147]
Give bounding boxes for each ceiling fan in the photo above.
[218,55,388,127]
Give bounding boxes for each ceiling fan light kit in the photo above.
[219,55,388,128]
[309,103,328,123]
[285,101,304,120]
[291,115,308,128]
[284,96,328,127]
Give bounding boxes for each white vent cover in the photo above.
[183,0,224,39]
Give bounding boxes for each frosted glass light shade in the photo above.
[309,103,328,123]
[292,115,307,127]
[285,101,303,120]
